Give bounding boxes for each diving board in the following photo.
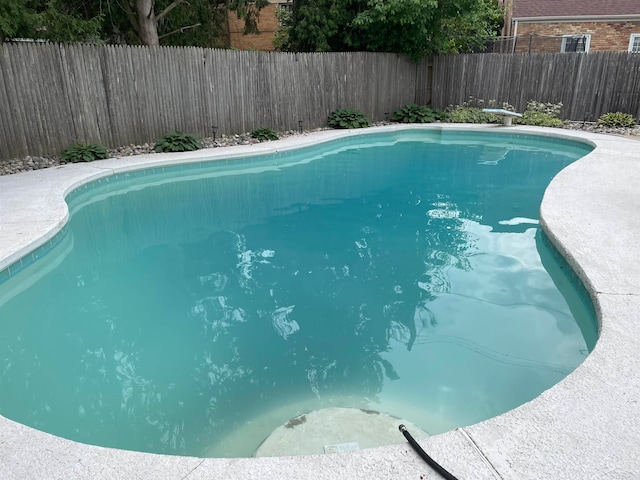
[482,108,523,126]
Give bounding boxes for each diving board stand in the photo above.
[482,108,522,126]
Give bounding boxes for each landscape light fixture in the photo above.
[212,125,218,141]
[298,120,303,133]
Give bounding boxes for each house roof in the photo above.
[512,0,640,19]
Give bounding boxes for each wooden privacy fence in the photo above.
[2,44,640,161]
[0,43,431,160]
[432,52,640,122]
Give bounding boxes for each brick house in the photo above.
[227,0,292,51]
[501,0,640,53]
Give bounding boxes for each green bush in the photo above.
[327,109,371,129]
[523,100,562,117]
[154,131,202,153]
[391,104,443,123]
[445,106,500,124]
[517,112,564,127]
[250,127,279,141]
[444,99,564,127]
[597,112,636,128]
[516,100,564,127]
[60,143,109,163]
[444,98,512,124]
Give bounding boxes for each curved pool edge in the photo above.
[1,124,639,479]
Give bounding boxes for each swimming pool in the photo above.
[0,129,597,458]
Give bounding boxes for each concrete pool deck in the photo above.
[0,124,639,479]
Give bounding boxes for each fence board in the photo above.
[9,45,40,153]
[0,48,19,157]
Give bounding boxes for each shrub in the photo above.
[391,104,443,123]
[60,143,109,163]
[154,131,202,153]
[251,127,279,141]
[523,100,562,117]
[446,106,499,124]
[516,100,564,128]
[444,98,513,124]
[327,109,371,129]
[597,112,636,128]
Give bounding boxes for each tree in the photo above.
[107,0,268,47]
[110,0,188,46]
[227,0,269,35]
[441,0,504,52]
[0,0,265,48]
[284,0,362,52]
[0,0,103,43]
[272,5,292,50]
[0,0,30,43]
[155,0,227,48]
[280,0,504,59]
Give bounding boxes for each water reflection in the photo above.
[0,133,595,457]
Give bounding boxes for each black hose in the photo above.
[398,425,460,480]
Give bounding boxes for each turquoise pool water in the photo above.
[0,130,597,457]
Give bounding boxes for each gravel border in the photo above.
[0,129,319,176]
[1,122,638,176]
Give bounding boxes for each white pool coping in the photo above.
[1,124,639,479]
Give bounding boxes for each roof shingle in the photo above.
[512,0,640,19]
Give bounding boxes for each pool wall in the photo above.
[0,124,639,479]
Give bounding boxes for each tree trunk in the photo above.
[136,0,160,46]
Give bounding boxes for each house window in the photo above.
[278,1,294,13]
[630,34,640,53]
[561,34,590,53]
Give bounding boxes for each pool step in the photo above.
[253,407,429,457]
